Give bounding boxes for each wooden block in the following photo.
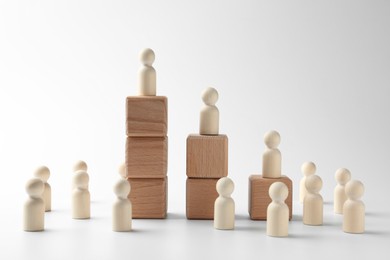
[128,177,167,219]
[126,96,167,136]
[248,175,293,220]
[186,178,219,219]
[125,136,167,178]
[186,134,228,178]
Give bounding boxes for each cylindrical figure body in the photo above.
[303,194,323,225]
[343,200,365,233]
[44,183,51,212]
[24,198,45,231]
[138,66,156,96]
[267,202,289,237]
[72,189,90,219]
[262,149,281,178]
[199,106,219,135]
[334,185,347,214]
[214,197,235,229]
[112,199,132,231]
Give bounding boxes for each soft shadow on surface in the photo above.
[323,201,332,205]
[234,225,263,232]
[291,214,302,222]
[364,230,390,236]
[288,233,318,239]
[365,211,390,218]
[166,213,186,220]
[236,214,251,220]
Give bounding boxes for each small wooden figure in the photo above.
[34,166,51,212]
[214,177,235,230]
[334,168,351,214]
[113,179,132,232]
[138,48,156,96]
[72,171,90,219]
[23,178,45,231]
[303,175,323,225]
[199,87,219,135]
[267,182,289,237]
[343,180,365,234]
[299,161,316,203]
[262,130,281,178]
[118,162,126,179]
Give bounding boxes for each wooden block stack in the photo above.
[186,87,228,219]
[248,130,293,220]
[125,49,168,219]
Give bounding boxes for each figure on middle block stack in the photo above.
[186,87,229,220]
[248,130,293,220]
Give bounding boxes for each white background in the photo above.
[0,1,389,259]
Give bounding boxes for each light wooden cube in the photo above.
[127,177,167,219]
[248,175,293,220]
[126,96,168,136]
[186,178,219,219]
[125,136,167,178]
[186,134,228,178]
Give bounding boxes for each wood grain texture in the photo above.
[186,178,219,219]
[186,134,228,178]
[127,177,167,219]
[126,96,167,136]
[248,175,293,220]
[125,136,167,178]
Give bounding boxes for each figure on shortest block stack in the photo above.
[248,130,293,220]
[186,87,229,220]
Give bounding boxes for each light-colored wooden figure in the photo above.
[334,168,351,214]
[72,171,90,219]
[34,166,51,212]
[214,177,235,230]
[113,179,132,232]
[118,162,126,179]
[343,180,365,234]
[299,161,316,203]
[72,160,88,189]
[303,175,323,225]
[267,182,289,237]
[138,48,156,96]
[262,130,281,178]
[199,87,219,135]
[24,178,45,231]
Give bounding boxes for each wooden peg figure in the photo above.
[138,48,156,96]
[72,171,90,219]
[299,162,316,203]
[334,168,351,214]
[73,160,88,172]
[34,166,51,212]
[214,177,235,230]
[267,182,289,237]
[343,180,365,234]
[113,179,132,231]
[303,175,323,225]
[199,87,219,135]
[262,130,281,178]
[118,162,126,179]
[24,178,45,231]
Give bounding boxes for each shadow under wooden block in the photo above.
[248,175,293,220]
[186,134,228,178]
[186,178,219,220]
[126,96,167,136]
[126,136,167,178]
[128,177,167,219]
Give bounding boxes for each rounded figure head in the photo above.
[201,87,219,106]
[335,168,351,185]
[269,182,288,202]
[34,166,50,182]
[345,180,364,200]
[73,171,89,189]
[140,48,155,66]
[118,162,126,178]
[73,160,88,172]
[305,175,322,194]
[301,161,316,177]
[113,179,131,199]
[216,177,234,197]
[264,130,281,149]
[26,178,44,198]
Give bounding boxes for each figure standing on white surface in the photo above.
[72,160,88,189]
[138,48,156,96]
[34,166,51,212]
[118,162,126,179]
[267,182,289,237]
[262,130,281,178]
[199,87,219,135]
[303,175,323,225]
[214,177,235,230]
[72,171,90,219]
[334,168,351,214]
[299,161,316,203]
[343,180,365,234]
[23,178,45,231]
[113,179,132,232]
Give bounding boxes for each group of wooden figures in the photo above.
[23,48,365,236]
